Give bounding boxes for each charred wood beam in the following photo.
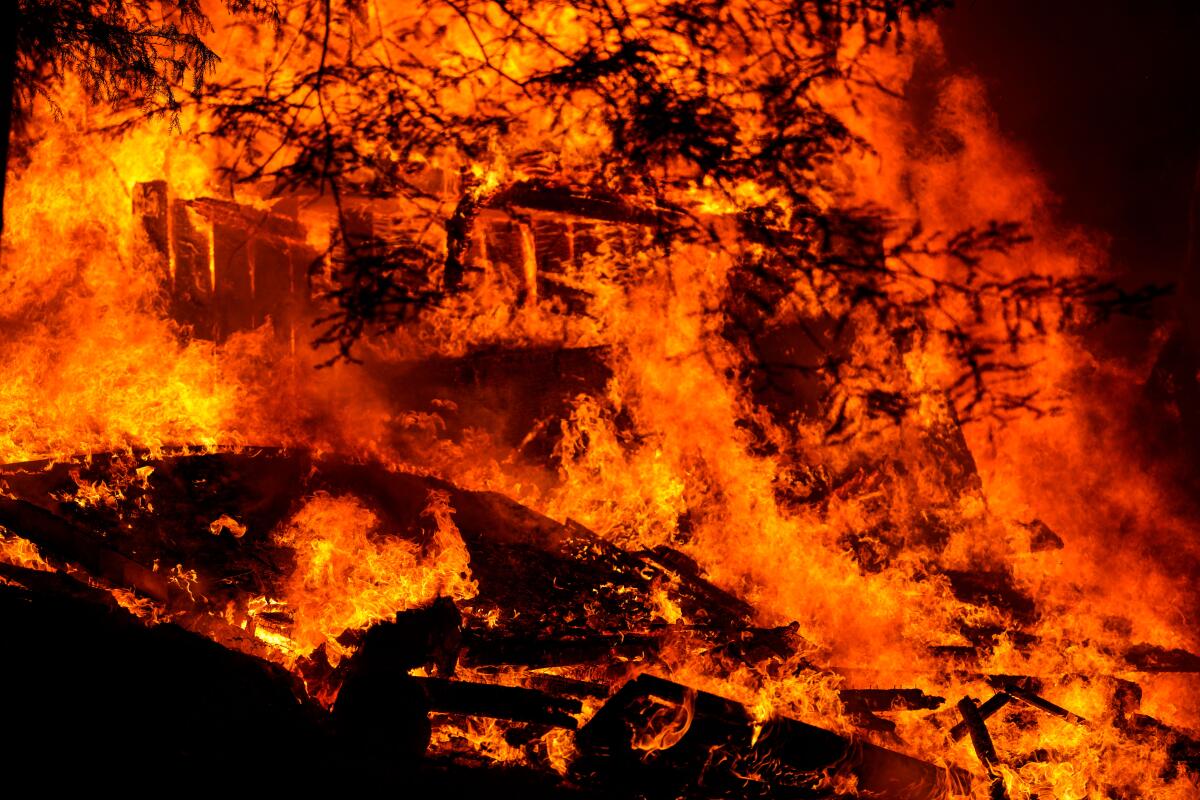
[445,167,499,292]
[1002,683,1087,726]
[0,524,273,662]
[1109,679,1200,770]
[955,697,1002,766]
[701,621,807,669]
[133,180,171,302]
[493,180,678,227]
[949,692,1012,742]
[414,677,582,729]
[839,687,947,735]
[0,560,124,609]
[1124,643,1200,673]
[840,688,946,713]
[186,196,307,248]
[576,674,970,800]
[171,198,216,339]
[847,708,897,733]
[943,569,1038,624]
[956,697,1008,800]
[929,644,985,661]
[521,674,610,699]
[637,545,756,628]
[461,631,661,669]
[0,498,171,603]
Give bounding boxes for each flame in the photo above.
[272,489,477,663]
[631,689,697,754]
[0,531,52,572]
[0,3,1196,795]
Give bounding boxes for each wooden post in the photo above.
[132,181,172,305]
[252,239,292,340]
[170,200,215,340]
[212,222,254,342]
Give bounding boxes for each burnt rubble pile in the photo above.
[0,448,1197,797]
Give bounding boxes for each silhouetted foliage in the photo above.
[0,1,1167,423]
[70,0,1152,428]
[1,1,278,234]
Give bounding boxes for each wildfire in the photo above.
[0,1,1196,797]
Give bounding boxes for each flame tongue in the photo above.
[271,489,477,665]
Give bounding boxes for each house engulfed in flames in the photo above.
[0,2,1197,799]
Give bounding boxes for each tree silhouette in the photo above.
[1,1,278,235]
[2,1,1163,430]
[195,0,1164,429]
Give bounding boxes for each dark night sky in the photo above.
[938,2,1200,588]
[937,0,1200,292]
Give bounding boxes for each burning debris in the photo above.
[1,448,1197,795]
[1,2,1198,798]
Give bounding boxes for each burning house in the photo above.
[1,1,1198,797]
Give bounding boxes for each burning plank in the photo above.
[1,448,1194,796]
[948,692,1012,742]
[955,697,1008,800]
[415,678,583,729]
[576,674,970,799]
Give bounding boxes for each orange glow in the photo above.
[272,490,477,664]
[1,3,1196,796]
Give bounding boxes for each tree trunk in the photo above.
[0,14,17,240]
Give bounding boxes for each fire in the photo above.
[0,1,1196,796]
[0,531,51,572]
[272,489,477,663]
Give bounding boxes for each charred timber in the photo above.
[575,673,970,800]
[461,631,661,669]
[0,496,171,603]
[187,196,308,247]
[414,677,583,729]
[1124,643,1200,673]
[955,697,1008,800]
[943,569,1038,625]
[948,692,1012,742]
[494,180,680,227]
[841,688,946,713]
[1002,683,1087,726]
[638,544,757,628]
[522,674,611,699]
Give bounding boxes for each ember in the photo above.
[1,2,1197,798]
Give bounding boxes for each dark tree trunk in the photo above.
[0,13,16,239]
